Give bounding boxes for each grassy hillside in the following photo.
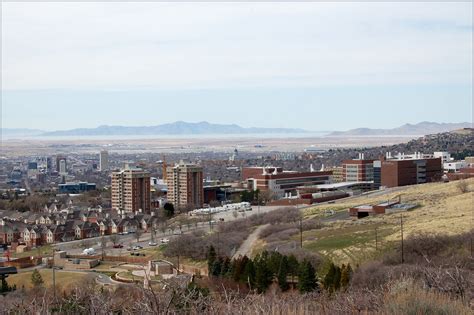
[302,178,474,265]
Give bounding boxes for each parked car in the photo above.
[160,238,169,244]
[148,242,158,246]
[132,245,143,250]
[113,244,123,249]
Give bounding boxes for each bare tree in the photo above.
[135,229,143,243]
[110,234,119,246]
[100,236,107,260]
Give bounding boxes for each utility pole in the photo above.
[177,255,180,275]
[52,252,56,301]
[299,217,303,249]
[375,226,378,251]
[400,214,404,264]
[217,230,220,257]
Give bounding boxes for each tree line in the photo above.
[206,246,352,294]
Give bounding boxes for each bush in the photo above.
[456,180,469,193]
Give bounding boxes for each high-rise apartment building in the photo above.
[99,150,109,171]
[56,156,67,173]
[111,167,151,213]
[59,159,67,175]
[166,162,204,209]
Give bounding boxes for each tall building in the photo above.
[46,157,53,173]
[111,167,151,213]
[99,150,109,171]
[342,154,374,182]
[59,159,67,175]
[56,156,67,173]
[166,162,204,209]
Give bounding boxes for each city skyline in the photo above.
[2,2,472,130]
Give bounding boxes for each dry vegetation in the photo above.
[300,178,474,264]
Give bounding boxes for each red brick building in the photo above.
[243,167,332,199]
[381,157,442,188]
[342,159,375,182]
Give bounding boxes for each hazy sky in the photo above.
[2,2,472,131]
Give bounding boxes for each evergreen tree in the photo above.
[242,259,256,289]
[207,245,217,276]
[220,257,231,277]
[333,265,341,291]
[1,277,16,293]
[340,263,352,289]
[276,255,290,292]
[287,254,300,284]
[232,255,249,282]
[297,259,317,293]
[211,258,223,277]
[31,269,44,287]
[254,259,272,293]
[322,262,336,292]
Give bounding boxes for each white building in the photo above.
[59,159,67,175]
[434,152,454,163]
[100,150,109,171]
[443,161,468,173]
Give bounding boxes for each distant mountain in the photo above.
[328,122,472,136]
[1,128,45,137]
[40,121,308,136]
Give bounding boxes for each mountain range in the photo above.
[327,121,471,136]
[1,121,470,138]
[20,121,307,137]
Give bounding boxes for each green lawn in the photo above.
[7,269,91,290]
[301,223,399,264]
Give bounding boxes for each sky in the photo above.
[1,2,472,131]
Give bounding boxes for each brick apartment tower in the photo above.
[166,162,204,210]
[111,168,151,213]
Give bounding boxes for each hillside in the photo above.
[314,129,474,169]
[329,122,471,136]
[302,178,474,265]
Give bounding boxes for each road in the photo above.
[52,186,412,256]
[233,224,269,259]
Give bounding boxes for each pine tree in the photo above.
[207,246,217,276]
[232,255,249,282]
[287,254,300,284]
[254,253,272,293]
[243,259,256,288]
[340,263,352,289]
[297,259,317,293]
[211,257,223,277]
[31,269,44,287]
[322,262,336,292]
[277,255,290,292]
[333,265,341,291]
[220,257,231,277]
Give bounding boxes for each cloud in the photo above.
[2,2,472,90]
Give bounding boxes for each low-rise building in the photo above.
[243,166,332,199]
